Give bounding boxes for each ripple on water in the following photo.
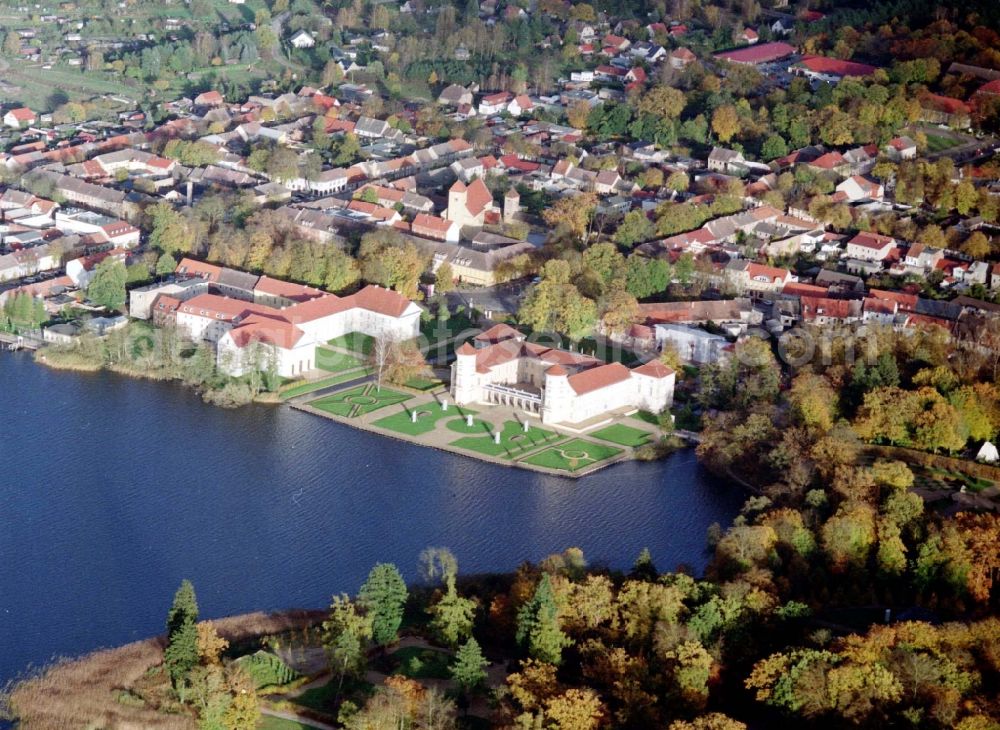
[0,352,744,681]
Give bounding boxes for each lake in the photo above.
[0,352,743,682]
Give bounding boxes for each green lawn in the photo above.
[520,438,622,472]
[925,133,960,153]
[404,376,444,391]
[257,716,314,730]
[632,410,660,425]
[451,420,562,459]
[390,646,453,680]
[373,401,476,436]
[309,383,412,418]
[292,675,373,715]
[315,347,363,373]
[327,332,375,355]
[591,423,654,447]
[280,369,370,400]
[445,415,495,434]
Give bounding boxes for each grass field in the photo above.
[280,369,369,399]
[403,376,444,391]
[373,402,475,436]
[309,383,411,418]
[925,133,960,153]
[389,646,453,680]
[520,438,622,472]
[591,423,654,447]
[451,420,562,459]
[632,410,660,425]
[328,332,375,355]
[257,715,314,730]
[315,347,363,373]
[445,415,495,434]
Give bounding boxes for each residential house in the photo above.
[438,84,474,107]
[3,107,36,128]
[886,136,917,160]
[411,213,460,243]
[670,47,696,69]
[478,92,512,116]
[289,30,315,48]
[845,231,894,261]
[835,175,884,202]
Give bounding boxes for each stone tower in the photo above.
[503,187,520,222]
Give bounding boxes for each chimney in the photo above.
[186,181,193,206]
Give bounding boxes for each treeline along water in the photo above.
[0,352,743,681]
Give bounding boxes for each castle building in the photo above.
[451,324,674,425]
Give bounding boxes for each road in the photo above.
[269,12,307,75]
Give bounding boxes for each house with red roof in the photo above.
[670,47,696,69]
[411,213,460,242]
[846,231,895,261]
[193,90,224,107]
[806,150,850,177]
[835,175,884,202]
[741,28,759,44]
[451,325,674,424]
[508,94,534,116]
[4,107,36,129]
[725,260,795,294]
[478,92,512,116]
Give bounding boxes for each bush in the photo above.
[234,651,300,689]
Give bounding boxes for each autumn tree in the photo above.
[542,192,597,242]
[711,105,739,143]
[322,594,373,697]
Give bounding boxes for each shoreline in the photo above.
[22,345,689,475]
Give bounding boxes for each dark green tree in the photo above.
[164,580,200,696]
[451,637,488,694]
[359,563,408,646]
[515,574,570,665]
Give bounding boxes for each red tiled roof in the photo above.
[798,55,877,77]
[801,296,854,321]
[809,151,846,169]
[782,282,828,297]
[412,213,455,238]
[179,293,256,320]
[456,342,476,356]
[632,360,673,378]
[176,257,223,282]
[7,107,35,122]
[567,362,631,395]
[546,364,568,376]
[346,284,413,318]
[228,314,304,349]
[475,322,521,344]
[869,288,917,311]
[671,47,696,61]
[463,177,493,217]
[849,231,893,249]
[714,41,795,65]
[255,275,323,302]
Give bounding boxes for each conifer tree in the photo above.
[165,579,200,695]
[451,637,488,694]
[359,563,408,646]
[516,574,570,665]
